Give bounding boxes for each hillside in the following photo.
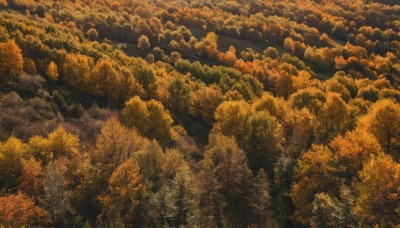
[0,0,399,227]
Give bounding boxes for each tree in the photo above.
[356,156,400,226]
[291,145,339,225]
[285,107,315,153]
[86,28,98,41]
[289,88,326,117]
[100,158,143,226]
[121,96,150,134]
[321,92,350,141]
[311,193,345,228]
[218,46,237,66]
[361,99,400,158]
[330,128,383,183]
[325,80,351,102]
[47,61,59,81]
[47,126,79,159]
[168,78,191,113]
[275,70,295,99]
[264,47,279,59]
[283,37,295,53]
[248,169,275,226]
[24,58,37,75]
[135,65,157,99]
[0,40,23,78]
[190,85,223,124]
[44,159,70,225]
[195,32,219,60]
[93,118,146,177]
[19,158,44,198]
[0,193,50,226]
[135,141,165,189]
[198,134,252,227]
[146,100,173,146]
[0,136,28,188]
[241,111,284,174]
[62,53,93,91]
[213,100,251,139]
[138,35,151,50]
[92,60,120,105]
[27,135,52,165]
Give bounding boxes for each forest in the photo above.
[0,0,399,227]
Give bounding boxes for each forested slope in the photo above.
[0,0,399,227]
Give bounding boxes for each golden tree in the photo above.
[0,193,50,226]
[360,99,400,158]
[0,40,23,78]
[100,158,143,225]
[121,96,150,134]
[47,61,59,81]
[355,155,400,226]
[214,100,251,139]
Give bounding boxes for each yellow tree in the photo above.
[275,71,295,99]
[322,92,350,141]
[291,145,339,225]
[198,134,252,227]
[214,100,251,139]
[0,40,23,78]
[121,96,150,134]
[138,35,150,50]
[62,53,93,90]
[146,99,174,146]
[47,126,79,159]
[195,32,219,60]
[330,128,383,181]
[285,107,315,153]
[27,135,52,165]
[355,155,400,226]
[92,60,120,105]
[47,61,59,81]
[190,85,223,124]
[100,158,143,226]
[0,136,28,188]
[93,118,147,175]
[361,99,400,158]
[218,45,237,66]
[289,88,326,117]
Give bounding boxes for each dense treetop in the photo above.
[0,0,399,227]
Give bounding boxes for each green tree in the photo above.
[241,111,284,174]
[168,78,191,113]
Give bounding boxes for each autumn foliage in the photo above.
[0,0,398,227]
